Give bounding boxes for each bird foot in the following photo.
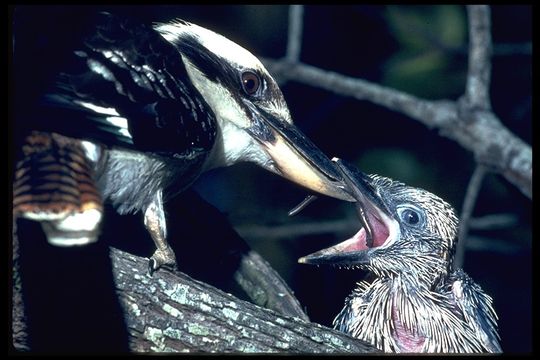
[148,246,178,276]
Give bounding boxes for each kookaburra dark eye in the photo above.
[397,206,424,227]
[241,71,260,95]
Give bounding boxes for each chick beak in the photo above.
[299,158,396,266]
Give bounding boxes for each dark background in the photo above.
[10,5,532,353]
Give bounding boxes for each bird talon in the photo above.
[148,258,158,276]
[147,247,177,276]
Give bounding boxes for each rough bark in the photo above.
[11,222,30,352]
[233,250,309,322]
[111,247,378,353]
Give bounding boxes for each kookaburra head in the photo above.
[300,158,458,284]
[155,20,353,201]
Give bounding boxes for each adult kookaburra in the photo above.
[299,159,501,353]
[12,11,353,273]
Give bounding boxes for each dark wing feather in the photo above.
[14,11,216,157]
[449,269,502,353]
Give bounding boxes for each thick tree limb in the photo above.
[11,196,347,352]
[159,189,309,321]
[11,216,373,353]
[234,250,309,322]
[110,247,378,353]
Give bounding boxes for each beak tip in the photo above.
[299,253,321,264]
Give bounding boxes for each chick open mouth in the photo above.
[345,207,390,251]
[298,158,398,266]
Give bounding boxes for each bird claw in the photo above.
[148,247,178,276]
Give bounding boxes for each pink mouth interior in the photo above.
[342,211,390,252]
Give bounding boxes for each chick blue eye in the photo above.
[402,209,419,224]
[397,206,425,227]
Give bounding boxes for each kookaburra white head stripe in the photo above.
[156,20,265,74]
[155,19,292,123]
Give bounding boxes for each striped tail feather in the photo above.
[13,131,103,246]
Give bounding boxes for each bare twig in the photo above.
[286,5,304,63]
[464,5,492,110]
[264,58,431,117]
[455,164,488,269]
[265,6,530,198]
[273,5,304,87]
[263,59,531,198]
[466,235,522,254]
[458,8,492,227]
[468,213,518,230]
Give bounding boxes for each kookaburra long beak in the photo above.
[250,108,355,202]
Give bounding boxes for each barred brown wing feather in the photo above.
[13,132,103,246]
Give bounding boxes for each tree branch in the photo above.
[464,5,492,110]
[266,60,531,199]
[233,250,309,322]
[468,213,518,230]
[455,164,487,269]
[110,247,378,353]
[264,6,530,199]
[466,235,522,254]
[286,5,304,63]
